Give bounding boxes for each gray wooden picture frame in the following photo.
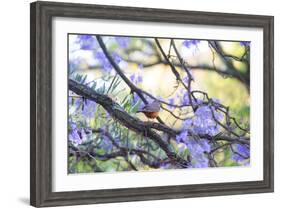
[30,1,274,207]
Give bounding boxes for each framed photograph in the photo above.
[30,1,274,207]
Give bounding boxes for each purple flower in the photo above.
[69,123,86,145]
[115,37,130,48]
[130,74,143,84]
[197,139,211,153]
[167,98,175,110]
[132,93,141,105]
[169,98,175,104]
[183,40,200,48]
[237,144,249,156]
[130,74,135,82]
[77,35,97,50]
[212,107,224,121]
[69,130,82,144]
[193,105,219,135]
[95,51,112,72]
[81,100,96,118]
[240,41,250,47]
[183,118,193,128]
[74,98,83,110]
[182,92,190,105]
[138,64,144,70]
[193,98,204,105]
[69,58,82,74]
[100,137,113,152]
[177,118,213,168]
[68,97,73,105]
[185,138,210,168]
[182,76,189,84]
[160,162,172,169]
[176,130,189,143]
[231,144,250,163]
[137,75,143,83]
[112,52,122,64]
[105,112,111,120]
[212,98,221,108]
[180,105,222,136]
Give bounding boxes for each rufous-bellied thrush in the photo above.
[136,100,161,119]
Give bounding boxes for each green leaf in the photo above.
[130,99,142,113]
[76,160,93,173]
[90,81,97,90]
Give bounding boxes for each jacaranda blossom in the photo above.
[231,144,250,163]
[129,73,143,84]
[115,36,130,48]
[138,64,144,70]
[77,35,97,50]
[240,41,250,47]
[187,139,210,168]
[175,131,211,168]
[132,93,141,103]
[183,92,191,105]
[95,51,112,72]
[167,98,175,110]
[176,130,189,144]
[111,52,122,64]
[192,105,223,136]
[183,39,200,48]
[81,100,96,119]
[69,123,86,145]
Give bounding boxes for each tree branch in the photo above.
[171,39,195,110]
[208,41,250,91]
[95,35,167,124]
[69,79,190,168]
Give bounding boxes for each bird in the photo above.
[136,100,161,119]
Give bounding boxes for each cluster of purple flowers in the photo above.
[69,58,82,75]
[182,92,190,105]
[193,105,223,136]
[129,65,144,84]
[167,98,175,110]
[95,51,113,72]
[99,136,114,152]
[231,144,250,163]
[69,122,86,145]
[175,102,225,167]
[130,74,143,84]
[132,93,141,104]
[77,35,97,50]
[138,64,144,70]
[176,130,210,168]
[187,139,211,168]
[69,98,97,145]
[182,39,200,48]
[81,100,96,119]
[77,35,125,73]
[115,36,131,48]
[95,51,122,72]
[240,41,250,47]
[182,75,192,84]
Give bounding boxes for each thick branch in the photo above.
[69,79,190,168]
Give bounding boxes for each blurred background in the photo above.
[68,34,250,173]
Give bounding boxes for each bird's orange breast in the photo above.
[143,111,159,119]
